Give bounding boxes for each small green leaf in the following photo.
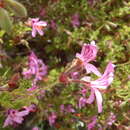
[4,0,27,17]
[0,8,12,32]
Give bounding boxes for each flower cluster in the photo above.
[3,30,115,128]
[60,41,115,113]
[23,51,47,90]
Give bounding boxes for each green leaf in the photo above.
[0,8,12,32]
[4,0,27,17]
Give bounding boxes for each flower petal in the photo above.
[3,117,13,127]
[13,116,23,124]
[76,42,98,64]
[16,110,29,117]
[85,63,101,77]
[91,62,115,89]
[32,28,37,37]
[94,88,103,113]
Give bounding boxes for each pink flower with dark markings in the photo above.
[81,62,115,113]
[76,41,101,77]
[71,13,80,27]
[3,109,29,127]
[23,51,47,81]
[3,104,37,127]
[48,112,57,126]
[23,52,47,90]
[26,18,47,37]
[76,41,97,63]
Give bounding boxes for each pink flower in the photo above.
[48,112,57,126]
[39,8,46,16]
[3,109,29,127]
[76,41,97,63]
[66,105,75,113]
[71,13,80,27]
[78,97,87,109]
[87,116,97,130]
[60,104,75,113]
[23,104,37,113]
[88,0,96,7]
[23,52,47,90]
[23,51,47,80]
[60,104,65,113]
[86,88,95,104]
[3,104,37,128]
[82,62,115,113]
[76,41,101,77]
[32,126,39,130]
[107,112,116,126]
[90,62,115,89]
[80,87,87,97]
[50,20,57,30]
[26,18,47,37]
